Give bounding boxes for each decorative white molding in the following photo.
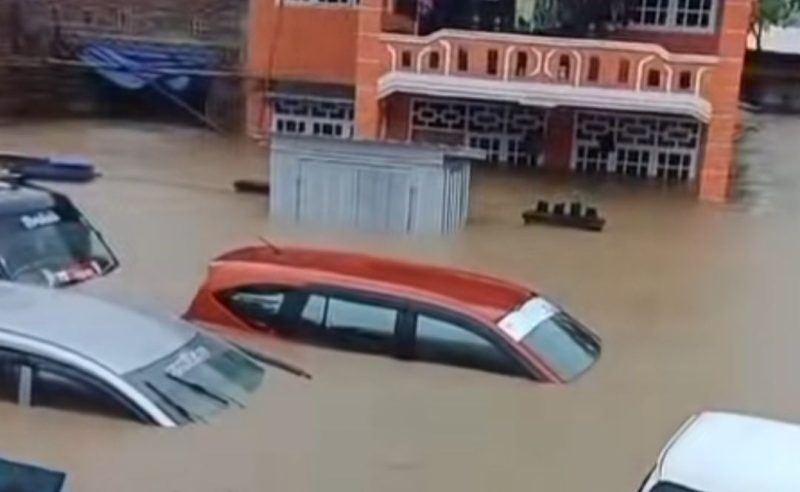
[636,55,655,91]
[530,47,543,76]
[664,65,674,93]
[503,45,515,81]
[417,46,433,72]
[378,72,712,122]
[571,49,582,87]
[440,40,452,76]
[380,29,720,65]
[386,44,398,71]
[695,66,711,96]
[543,49,555,78]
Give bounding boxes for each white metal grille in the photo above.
[411,98,545,167]
[272,97,354,139]
[573,111,702,181]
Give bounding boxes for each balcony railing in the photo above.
[380,29,718,100]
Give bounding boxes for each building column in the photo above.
[244,0,273,139]
[355,0,385,139]
[246,81,270,140]
[699,0,752,202]
[542,108,575,172]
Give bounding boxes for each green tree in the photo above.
[751,0,800,51]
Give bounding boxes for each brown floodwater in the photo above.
[0,115,798,491]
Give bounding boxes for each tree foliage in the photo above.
[751,0,800,50]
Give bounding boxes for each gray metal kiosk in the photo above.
[269,135,480,235]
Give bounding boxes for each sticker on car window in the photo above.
[166,346,211,377]
[19,210,61,229]
[498,297,559,342]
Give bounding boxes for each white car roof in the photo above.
[0,282,195,374]
[657,411,800,491]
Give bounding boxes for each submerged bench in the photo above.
[233,179,271,195]
[522,200,606,232]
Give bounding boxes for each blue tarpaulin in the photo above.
[79,40,221,92]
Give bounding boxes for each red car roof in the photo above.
[211,244,534,322]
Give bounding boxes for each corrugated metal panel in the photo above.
[269,135,476,235]
[354,167,411,233]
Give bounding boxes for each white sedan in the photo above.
[641,411,800,491]
[0,281,305,426]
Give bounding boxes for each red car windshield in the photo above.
[499,298,601,382]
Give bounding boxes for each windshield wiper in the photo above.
[145,381,199,424]
[166,373,238,408]
[233,343,313,380]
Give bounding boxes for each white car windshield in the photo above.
[0,210,117,287]
[499,297,600,382]
[125,333,265,425]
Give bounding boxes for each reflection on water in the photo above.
[0,115,799,491]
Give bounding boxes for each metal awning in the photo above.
[378,72,711,122]
[79,40,221,91]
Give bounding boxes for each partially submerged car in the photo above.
[0,457,67,492]
[0,281,277,427]
[640,411,800,491]
[186,243,601,383]
[0,176,118,287]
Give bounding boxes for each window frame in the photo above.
[302,285,406,356]
[0,346,153,424]
[406,304,543,380]
[219,283,545,380]
[629,0,720,33]
[221,285,298,331]
[224,284,407,357]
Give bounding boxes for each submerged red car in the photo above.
[186,243,601,383]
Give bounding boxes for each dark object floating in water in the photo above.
[0,153,98,183]
[522,200,606,232]
[234,179,270,195]
[0,457,67,492]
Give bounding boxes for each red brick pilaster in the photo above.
[355,0,385,139]
[246,85,270,140]
[700,0,752,202]
[543,108,575,172]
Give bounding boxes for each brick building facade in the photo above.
[0,0,247,129]
[246,0,752,202]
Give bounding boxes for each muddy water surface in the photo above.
[0,116,798,491]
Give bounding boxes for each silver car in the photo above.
[0,281,290,427]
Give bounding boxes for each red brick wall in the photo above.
[612,29,720,55]
[246,1,360,136]
[18,0,246,45]
[247,1,358,85]
[700,0,752,202]
[354,0,384,138]
[543,108,574,171]
[384,94,411,141]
